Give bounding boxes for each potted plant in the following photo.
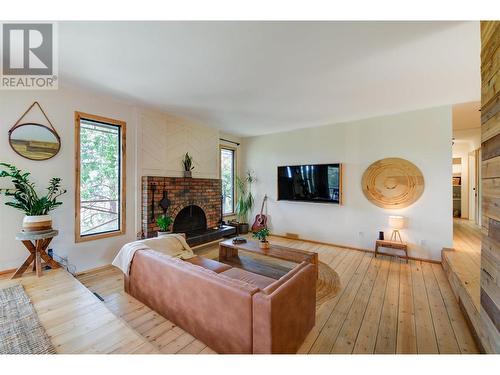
[156,214,173,236]
[253,227,270,249]
[235,171,255,234]
[182,152,195,178]
[0,163,67,232]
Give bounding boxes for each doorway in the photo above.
[447,101,482,313]
[468,148,481,226]
[451,101,481,222]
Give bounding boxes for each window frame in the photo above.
[219,145,236,217]
[75,111,126,243]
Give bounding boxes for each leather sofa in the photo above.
[124,249,316,354]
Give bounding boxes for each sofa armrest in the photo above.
[252,262,316,353]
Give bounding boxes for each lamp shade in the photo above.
[388,215,405,230]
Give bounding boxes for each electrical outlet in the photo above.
[420,239,427,247]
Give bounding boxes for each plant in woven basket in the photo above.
[0,163,66,231]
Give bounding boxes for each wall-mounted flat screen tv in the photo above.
[277,163,342,204]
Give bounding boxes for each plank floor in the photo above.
[0,269,158,354]
[77,236,479,354]
[443,219,481,309]
[441,219,490,351]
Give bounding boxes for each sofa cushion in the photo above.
[221,268,277,290]
[165,253,259,293]
[184,256,232,273]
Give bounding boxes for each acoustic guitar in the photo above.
[251,195,268,233]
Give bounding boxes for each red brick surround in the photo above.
[142,176,222,238]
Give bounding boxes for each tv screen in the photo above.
[277,163,342,204]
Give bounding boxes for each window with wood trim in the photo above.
[75,112,126,242]
[220,147,235,216]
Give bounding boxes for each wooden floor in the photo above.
[442,219,481,310]
[77,236,479,354]
[0,269,158,354]
[441,219,486,351]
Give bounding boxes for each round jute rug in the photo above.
[316,261,341,306]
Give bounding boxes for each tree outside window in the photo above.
[220,148,235,215]
[75,112,126,242]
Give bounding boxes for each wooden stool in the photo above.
[12,230,61,279]
[375,239,408,263]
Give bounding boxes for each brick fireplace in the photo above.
[141,176,223,239]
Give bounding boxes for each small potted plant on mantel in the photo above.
[0,163,67,232]
[156,214,173,236]
[182,152,195,178]
[253,227,270,249]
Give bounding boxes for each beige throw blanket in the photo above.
[112,233,195,275]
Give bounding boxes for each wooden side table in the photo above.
[12,230,61,279]
[375,239,408,263]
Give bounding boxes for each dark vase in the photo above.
[239,223,249,234]
[378,231,385,240]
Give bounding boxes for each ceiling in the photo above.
[452,101,481,130]
[452,101,481,149]
[59,21,481,137]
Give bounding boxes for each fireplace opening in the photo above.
[172,205,207,235]
[170,204,236,246]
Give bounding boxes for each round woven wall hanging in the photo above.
[361,157,424,209]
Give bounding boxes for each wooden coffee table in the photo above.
[219,238,318,279]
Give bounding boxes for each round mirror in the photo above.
[9,123,61,161]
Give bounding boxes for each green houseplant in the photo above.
[235,170,255,234]
[253,227,270,249]
[0,163,67,231]
[182,152,194,178]
[156,214,173,236]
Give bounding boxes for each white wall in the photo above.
[134,109,223,236]
[241,106,453,261]
[0,85,139,272]
[0,85,454,269]
[137,110,220,179]
[0,85,223,273]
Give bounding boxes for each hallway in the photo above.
[443,219,481,309]
[441,218,483,350]
[453,219,481,270]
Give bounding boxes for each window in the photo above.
[220,147,235,215]
[75,112,126,242]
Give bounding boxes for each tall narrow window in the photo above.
[75,112,126,242]
[220,147,235,215]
